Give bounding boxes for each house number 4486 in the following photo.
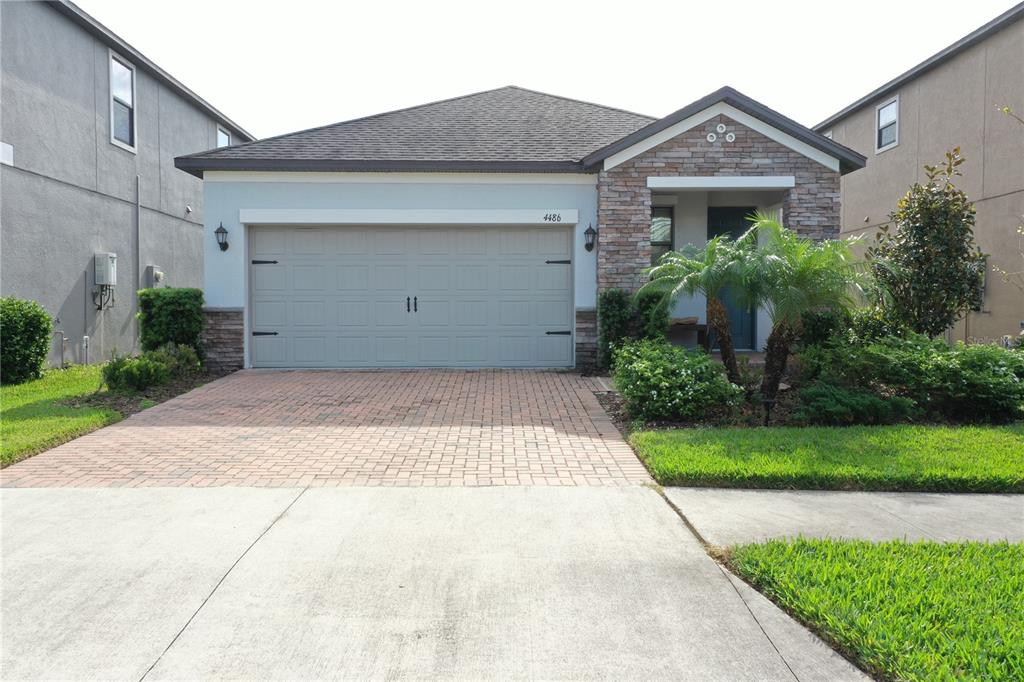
[543,213,563,222]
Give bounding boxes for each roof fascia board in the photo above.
[48,0,254,141]
[602,102,840,173]
[205,171,598,185]
[174,157,590,178]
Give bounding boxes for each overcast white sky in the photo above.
[78,0,1019,139]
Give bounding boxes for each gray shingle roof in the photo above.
[175,86,655,177]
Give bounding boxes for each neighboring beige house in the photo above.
[815,3,1024,345]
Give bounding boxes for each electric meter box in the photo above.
[94,252,117,286]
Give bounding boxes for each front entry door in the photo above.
[707,207,756,350]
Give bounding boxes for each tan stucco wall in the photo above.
[826,17,1024,343]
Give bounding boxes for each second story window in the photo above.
[110,53,136,150]
[217,126,232,148]
[875,96,898,153]
[651,207,674,265]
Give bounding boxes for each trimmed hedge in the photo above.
[597,289,633,369]
[137,288,204,352]
[634,288,670,341]
[613,339,742,421]
[1,297,53,385]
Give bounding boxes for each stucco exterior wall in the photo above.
[202,175,601,305]
[0,1,230,364]
[824,17,1024,342]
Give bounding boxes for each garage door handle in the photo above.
[545,259,571,264]
[545,330,571,335]
[407,296,411,312]
[414,296,417,312]
[251,260,278,264]
[252,331,278,336]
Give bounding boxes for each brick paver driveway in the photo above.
[1,370,650,488]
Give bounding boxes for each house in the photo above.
[175,86,864,371]
[0,0,253,366]
[814,3,1024,345]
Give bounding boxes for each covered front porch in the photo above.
[649,175,793,352]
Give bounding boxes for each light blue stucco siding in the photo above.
[202,176,600,310]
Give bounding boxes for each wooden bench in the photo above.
[670,316,709,350]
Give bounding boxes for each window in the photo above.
[651,207,674,265]
[109,52,136,150]
[875,96,898,152]
[217,126,231,148]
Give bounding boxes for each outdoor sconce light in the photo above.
[215,222,229,251]
[584,223,597,252]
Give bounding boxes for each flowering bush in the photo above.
[613,340,742,421]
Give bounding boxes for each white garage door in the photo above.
[249,225,574,368]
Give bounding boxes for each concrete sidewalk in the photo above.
[664,488,1024,546]
[1,486,864,681]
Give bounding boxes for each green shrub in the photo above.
[847,307,906,345]
[799,335,1024,423]
[597,289,634,368]
[145,343,201,377]
[794,383,917,425]
[613,340,742,421]
[103,353,170,391]
[634,288,669,341]
[1,297,53,385]
[137,288,204,352]
[799,309,852,348]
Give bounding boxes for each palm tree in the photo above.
[744,213,863,403]
[641,231,756,385]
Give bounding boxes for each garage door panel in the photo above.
[293,301,327,326]
[538,336,572,363]
[250,226,573,368]
[252,336,289,365]
[536,228,571,256]
[293,265,329,291]
[416,265,449,290]
[338,337,371,362]
[253,300,288,327]
[292,228,326,254]
[293,337,327,364]
[337,301,369,326]
[337,265,369,291]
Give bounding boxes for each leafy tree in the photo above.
[743,214,862,404]
[641,230,755,385]
[866,148,986,337]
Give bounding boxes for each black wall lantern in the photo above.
[584,223,597,252]
[215,222,229,251]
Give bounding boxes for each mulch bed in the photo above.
[63,370,232,419]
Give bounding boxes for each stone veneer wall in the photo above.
[574,309,597,370]
[597,113,841,293]
[201,308,244,373]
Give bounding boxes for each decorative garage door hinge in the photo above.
[545,330,571,335]
[544,259,571,264]
[252,331,279,336]
[251,259,278,264]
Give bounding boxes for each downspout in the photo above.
[135,174,141,351]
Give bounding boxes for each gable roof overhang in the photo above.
[582,86,866,175]
[48,0,254,143]
[814,3,1024,131]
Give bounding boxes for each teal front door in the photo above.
[707,207,756,350]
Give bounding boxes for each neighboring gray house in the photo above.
[1,0,252,365]
[176,86,864,371]
[814,3,1024,345]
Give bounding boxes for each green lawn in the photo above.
[631,425,1024,492]
[730,539,1024,681]
[1,365,121,467]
